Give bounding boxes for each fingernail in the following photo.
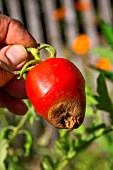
[6,45,27,67]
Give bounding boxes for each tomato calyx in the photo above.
[0,43,57,79]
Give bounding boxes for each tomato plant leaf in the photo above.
[95,73,113,114]
[90,65,113,82]
[86,85,98,105]
[100,70,113,82]
[85,85,98,117]
[0,110,8,126]
[54,138,70,155]
[67,149,76,159]
[20,130,32,157]
[86,123,106,133]
[58,129,70,139]
[100,19,113,46]
[56,159,68,170]
[0,127,14,140]
[89,47,113,63]
[41,155,54,170]
[0,139,8,170]
[74,124,86,136]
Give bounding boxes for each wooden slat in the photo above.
[62,0,79,46]
[23,0,44,42]
[76,0,100,92]
[42,0,63,57]
[97,0,112,24]
[0,1,3,13]
[61,0,85,73]
[4,0,23,22]
[80,0,99,47]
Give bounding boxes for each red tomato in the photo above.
[26,58,86,131]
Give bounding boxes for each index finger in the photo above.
[0,14,37,47]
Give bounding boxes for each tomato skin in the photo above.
[26,58,86,130]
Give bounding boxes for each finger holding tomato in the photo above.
[0,14,37,115]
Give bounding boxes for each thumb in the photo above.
[0,45,28,87]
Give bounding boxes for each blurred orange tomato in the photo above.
[75,1,92,11]
[53,7,66,20]
[95,58,112,71]
[72,34,92,55]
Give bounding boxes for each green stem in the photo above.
[0,59,41,77]
[38,43,57,58]
[10,114,28,140]
[17,59,42,79]
[16,114,28,131]
[27,48,41,60]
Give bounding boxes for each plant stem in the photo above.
[27,48,41,60]
[38,43,57,58]
[11,113,28,140]
[17,59,42,79]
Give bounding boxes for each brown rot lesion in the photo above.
[48,99,85,132]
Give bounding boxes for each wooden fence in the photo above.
[0,0,112,57]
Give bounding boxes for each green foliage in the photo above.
[90,65,113,82]
[0,109,34,170]
[100,19,113,46]
[0,139,8,170]
[95,73,113,114]
[90,47,113,63]
[20,129,32,157]
[85,84,98,117]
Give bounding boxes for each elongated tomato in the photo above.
[26,58,86,131]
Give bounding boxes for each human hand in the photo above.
[0,14,37,115]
